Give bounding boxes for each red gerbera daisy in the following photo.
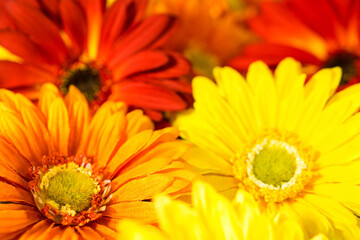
[229,0,360,89]
[0,0,192,120]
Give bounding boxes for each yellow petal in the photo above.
[117,219,167,240]
[155,195,208,240]
[247,61,277,129]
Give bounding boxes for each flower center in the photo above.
[323,52,358,86]
[30,153,112,226]
[233,132,316,203]
[60,64,101,102]
[252,144,298,187]
[41,162,99,213]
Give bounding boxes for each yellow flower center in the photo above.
[39,162,100,215]
[30,153,112,226]
[234,131,317,203]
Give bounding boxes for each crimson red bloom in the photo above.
[0,0,192,120]
[230,0,360,89]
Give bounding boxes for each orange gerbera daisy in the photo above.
[0,0,191,120]
[146,0,253,77]
[230,0,360,89]
[0,83,196,239]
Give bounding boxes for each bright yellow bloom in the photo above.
[174,58,360,238]
[0,83,197,239]
[117,181,328,240]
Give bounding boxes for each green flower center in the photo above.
[323,52,358,86]
[252,146,296,187]
[39,162,100,215]
[61,65,101,102]
[234,133,315,203]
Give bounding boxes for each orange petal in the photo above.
[108,127,180,179]
[77,101,126,155]
[119,140,190,174]
[106,129,153,177]
[0,103,41,164]
[47,98,70,155]
[18,220,53,240]
[111,174,173,203]
[125,110,154,138]
[94,216,119,230]
[18,95,51,159]
[0,136,31,180]
[104,201,156,224]
[38,83,61,120]
[75,226,104,240]
[87,222,117,240]
[0,208,43,235]
[95,111,126,167]
[0,181,34,205]
[0,161,28,189]
[65,86,89,155]
[111,157,178,191]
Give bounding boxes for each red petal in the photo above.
[141,78,192,94]
[0,30,58,65]
[111,50,169,79]
[4,1,69,64]
[0,61,56,89]
[134,51,191,79]
[78,0,104,58]
[107,14,175,65]
[228,43,323,70]
[59,0,86,57]
[39,0,60,22]
[110,81,187,111]
[288,0,339,40]
[98,0,134,61]
[143,109,163,121]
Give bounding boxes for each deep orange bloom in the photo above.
[146,0,254,77]
[230,0,360,89]
[0,84,196,239]
[0,0,192,120]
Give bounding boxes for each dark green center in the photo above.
[252,147,297,187]
[61,65,101,102]
[323,52,358,86]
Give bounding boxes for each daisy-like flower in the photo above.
[0,0,191,120]
[0,83,196,239]
[118,181,328,240]
[230,0,360,90]
[146,0,253,77]
[174,58,360,238]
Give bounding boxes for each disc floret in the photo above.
[234,130,318,203]
[29,153,112,226]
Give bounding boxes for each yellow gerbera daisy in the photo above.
[0,83,197,239]
[174,58,360,238]
[117,181,328,240]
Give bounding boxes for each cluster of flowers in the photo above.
[0,0,359,239]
